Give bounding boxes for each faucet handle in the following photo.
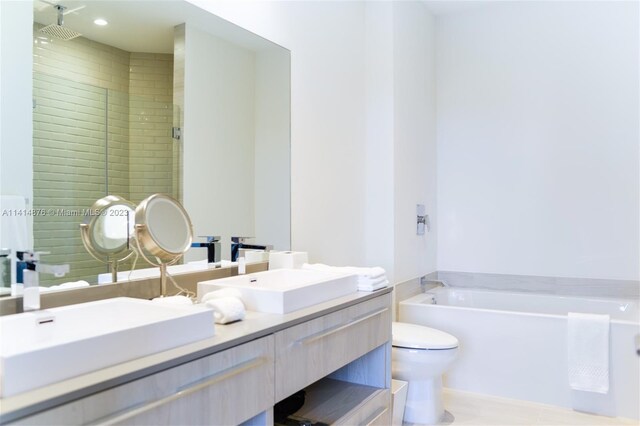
[231,236,253,243]
[197,235,221,243]
[17,251,50,261]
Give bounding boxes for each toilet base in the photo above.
[403,376,444,425]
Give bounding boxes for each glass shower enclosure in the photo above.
[32,72,179,285]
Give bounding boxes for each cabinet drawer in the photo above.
[365,407,391,426]
[336,388,390,426]
[274,294,391,400]
[15,336,274,426]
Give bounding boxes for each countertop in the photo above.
[0,287,392,423]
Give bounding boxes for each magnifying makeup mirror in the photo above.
[80,195,136,283]
[133,194,193,296]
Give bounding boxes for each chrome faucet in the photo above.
[230,237,272,262]
[191,236,221,263]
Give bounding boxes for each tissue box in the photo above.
[243,250,270,263]
[268,251,308,270]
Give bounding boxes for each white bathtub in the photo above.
[399,287,640,419]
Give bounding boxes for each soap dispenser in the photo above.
[238,256,246,275]
[23,274,40,311]
[16,251,69,311]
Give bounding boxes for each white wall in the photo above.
[393,1,437,283]
[0,0,34,249]
[183,24,256,261]
[363,1,395,281]
[436,1,640,280]
[187,1,438,281]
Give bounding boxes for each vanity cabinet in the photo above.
[12,336,275,426]
[274,295,390,401]
[274,293,392,426]
[4,291,392,426]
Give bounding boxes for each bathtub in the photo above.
[399,287,640,419]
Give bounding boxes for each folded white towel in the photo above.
[358,279,389,292]
[57,280,90,289]
[302,263,386,279]
[201,288,242,303]
[358,275,388,287]
[352,266,386,279]
[41,281,91,292]
[568,312,610,394]
[205,296,245,324]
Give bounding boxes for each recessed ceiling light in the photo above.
[94,18,108,26]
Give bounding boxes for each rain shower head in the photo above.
[39,4,82,41]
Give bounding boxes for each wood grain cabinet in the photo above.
[7,291,393,426]
[274,293,391,401]
[13,336,274,426]
[273,292,392,426]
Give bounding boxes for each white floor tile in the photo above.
[403,388,637,426]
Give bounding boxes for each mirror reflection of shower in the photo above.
[16,0,292,292]
[32,4,178,285]
[38,2,83,41]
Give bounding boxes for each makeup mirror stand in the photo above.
[130,230,182,297]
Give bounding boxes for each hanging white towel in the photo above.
[0,195,29,251]
[567,312,610,394]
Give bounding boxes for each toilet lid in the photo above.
[392,322,458,350]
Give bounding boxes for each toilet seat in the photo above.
[392,322,458,350]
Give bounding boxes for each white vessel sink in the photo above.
[198,269,358,314]
[0,297,214,397]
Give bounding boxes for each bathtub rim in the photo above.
[400,290,640,327]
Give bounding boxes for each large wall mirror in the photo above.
[0,0,291,293]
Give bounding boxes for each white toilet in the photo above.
[392,322,459,425]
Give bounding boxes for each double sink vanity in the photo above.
[0,268,393,425]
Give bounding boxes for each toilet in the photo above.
[392,322,459,425]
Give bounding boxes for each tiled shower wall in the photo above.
[32,73,109,283]
[128,53,174,204]
[32,24,174,285]
[172,25,185,203]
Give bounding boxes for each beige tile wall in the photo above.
[172,25,185,202]
[128,52,174,203]
[32,25,174,285]
[108,90,130,199]
[32,73,109,283]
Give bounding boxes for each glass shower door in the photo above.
[32,72,108,285]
